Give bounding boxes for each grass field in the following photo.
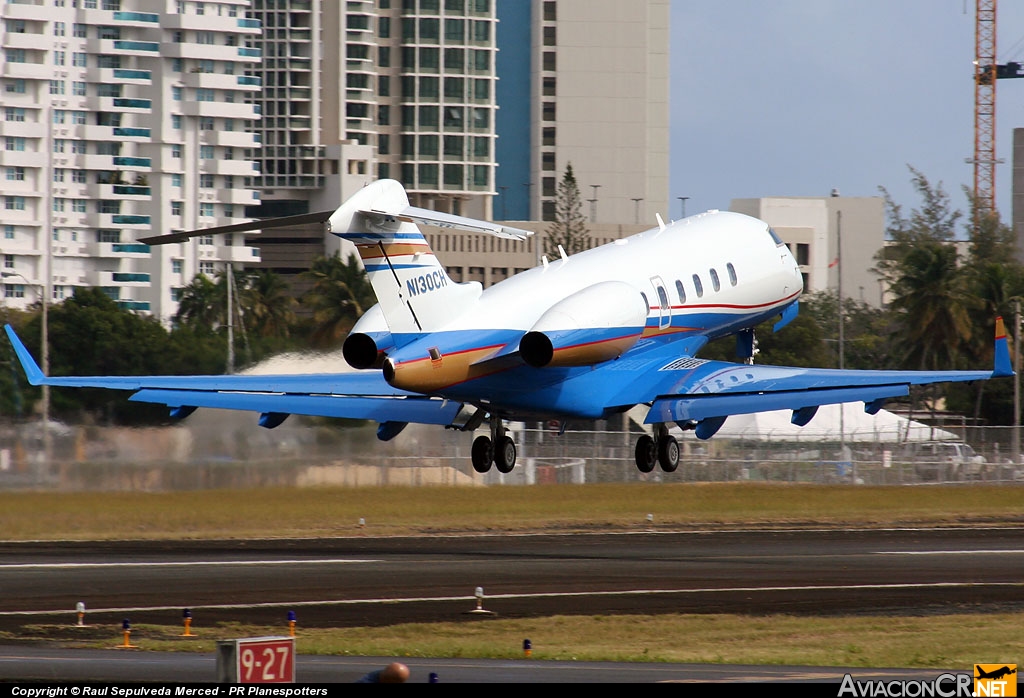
[1,482,1022,540]
[2,482,1022,668]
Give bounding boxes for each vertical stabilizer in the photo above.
[328,180,481,337]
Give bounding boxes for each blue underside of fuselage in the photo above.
[382,304,791,421]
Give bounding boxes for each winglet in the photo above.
[4,324,46,386]
[992,316,1014,378]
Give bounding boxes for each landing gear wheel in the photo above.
[658,434,680,472]
[635,435,657,473]
[471,435,493,473]
[494,436,517,474]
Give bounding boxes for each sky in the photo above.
[669,1,1024,228]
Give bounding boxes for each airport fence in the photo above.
[0,415,1022,491]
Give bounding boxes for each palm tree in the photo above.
[300,253,376,348]
[243,269,297,339]
[889,242,973,371]
[888,242,974,424]
[174,274,222,330]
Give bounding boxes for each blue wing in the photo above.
[3,325,463,429]
[598,319,1013,438]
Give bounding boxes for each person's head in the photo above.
[379,662,410,683]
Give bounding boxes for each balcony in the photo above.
[112,98,152,111]
[87,242,151,258]
[112,185,151,196]
[112,11,159,24]
[237,18,261,30]
[88,270,150,287]
[111,214,151,225]
[112,273,150,283]
[112,68,152,81]
[112,40,160,53]
[237,47,261,58]
[216,245,260,263]
[112,156,151,168]
[112,127,151,139]
[199,130,259,148]
[117,300,151,312]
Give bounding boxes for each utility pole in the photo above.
[677,196,689,219]
[1014,300,1021,464]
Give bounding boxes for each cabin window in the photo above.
[727,263,737,286]
[675,279,686,303]
[710,268,720,292]
[640,292,649,314]
[692,274,703,298]
[656,285,669,310]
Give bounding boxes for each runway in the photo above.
[0,527,1020,682]
[0,527,1021,628]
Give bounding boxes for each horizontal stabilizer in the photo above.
[378,206,533,241]
[139,210,333,245]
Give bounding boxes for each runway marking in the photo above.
[875,550,1024,555]
[0,559,379,569]
[2,581,1022,616]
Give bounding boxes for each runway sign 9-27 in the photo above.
[216,636,295,683]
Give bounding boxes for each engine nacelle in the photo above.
[343,304,393,370]
[519,281,648,368]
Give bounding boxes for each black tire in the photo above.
[495,436,517,474]
[635,435,657,473]
[471,435,493,474]
[658,435,680,473]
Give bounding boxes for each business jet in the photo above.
[4,179,1012,474]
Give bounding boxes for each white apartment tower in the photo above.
[0,0,262,320]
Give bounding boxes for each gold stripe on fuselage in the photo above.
[356,242,430,261]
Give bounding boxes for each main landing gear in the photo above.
[634,424,679,474]
[471,414,517,474]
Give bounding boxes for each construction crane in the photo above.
[972,0,1024,218]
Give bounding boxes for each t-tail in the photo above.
[327,180,526,337]
[139,179,532,344]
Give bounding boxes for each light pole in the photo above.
[589,185,601,223]
[631,198,644,225]
[677,196,689,219]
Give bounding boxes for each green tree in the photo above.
[544,163,590,257]
[20,288,173,423]
[875,166,961,289]
[802,291,894,370]
[300,252,376,348]
[698,311,829,368]
[243,269,297,339]
[174,273,222,331]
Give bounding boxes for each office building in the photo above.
[494,0,670,224]
[730,196,886,308]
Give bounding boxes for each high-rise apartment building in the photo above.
[494,0,670,224]
[0,0,262,319]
